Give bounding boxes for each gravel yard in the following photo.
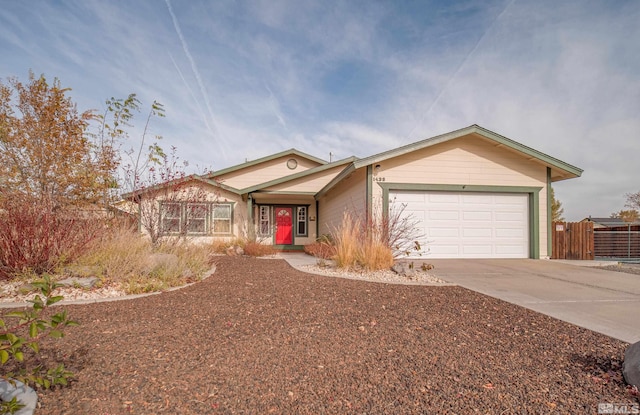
[9,256,639,414]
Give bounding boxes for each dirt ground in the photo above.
[12,256,639,414]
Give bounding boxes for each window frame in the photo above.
[211,203,233,235]
[159,201,234,236]
[296,206,308,237]
[259,205,272,236]
[185,202,209,235]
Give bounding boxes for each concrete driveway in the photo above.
[427,259,640,343]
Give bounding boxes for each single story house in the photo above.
[580,217,637,229]
[123,124,582,259]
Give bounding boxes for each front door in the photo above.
[275,207,293,245]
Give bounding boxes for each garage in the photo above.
[390,190,530,259]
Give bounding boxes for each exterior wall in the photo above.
[137,181,245,240]
[317,169,367,236]
[215,156,322,190]
[370,134,549,257]
[251,199,317,245]
[264,165,348,193]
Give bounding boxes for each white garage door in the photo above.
[390,191,529,259]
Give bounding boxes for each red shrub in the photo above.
[0,195,104,279]
[304,241,336,260]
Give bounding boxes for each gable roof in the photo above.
[121,174,240,201]
[203,148,327,179]
[353,124,583,179]
[241,156,356,194]
[317,124,583,199]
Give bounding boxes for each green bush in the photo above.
[0,275,77,413]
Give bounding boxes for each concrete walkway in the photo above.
[425,259,640,343]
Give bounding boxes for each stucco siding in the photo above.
[318,169,367,236]
[215,156,322,190]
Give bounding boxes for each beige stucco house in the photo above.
[124,125,582,259]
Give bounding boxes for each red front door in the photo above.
[275,207,293,245]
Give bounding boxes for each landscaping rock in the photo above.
[57,277,100,289]
[17,284,36,295]
[63,265,102,278]
[391,262,416,278]
[0,379,37,415]
[623,340,640,388]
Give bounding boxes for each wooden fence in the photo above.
[551,221,594,260]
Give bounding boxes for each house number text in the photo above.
[373,176,386,182]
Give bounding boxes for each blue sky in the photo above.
[1,0,639,220]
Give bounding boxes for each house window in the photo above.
[160,202,233,235]
[212,204,232,235]
[186,203,208,234]
[161,202,182,233]
[297,206,307,236]
[259,206,271,236]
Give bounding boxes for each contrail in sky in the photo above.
[165,0,227,157]
[407,0,516,140]
[168,52,212,134]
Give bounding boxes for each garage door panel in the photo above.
[428,193,460,203]
[390,190,529,259]
[462,194,492,204]
[429,210,459,220]
[430,227,459,237]
[462,245,493,255]
[462,228,492,238]
[463,211,492,220]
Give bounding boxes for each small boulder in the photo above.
[58,276,100,289]
[391,262,416,278]
[623,340,640,388]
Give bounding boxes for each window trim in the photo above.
[211,203,233,236]
[296,206,308,237]
[259,205,272,236]
[159,201,234,236]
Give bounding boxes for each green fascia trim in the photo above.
[239,157,356,194]
[122,174,241,201]
[249,191,316,196]
[353,124,583,178]
[546,168,552,258]
[203,148,328,179]
[378,183,542,259]
[315,163,356,199]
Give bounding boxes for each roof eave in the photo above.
[204,148,328,179]
[240,156,356,194]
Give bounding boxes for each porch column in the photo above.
[246,194,255,239]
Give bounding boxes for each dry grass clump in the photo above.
[304,237,336,259]
[72,227,213,294]
[242,241,276,257]
[331,211,394,271]
[211,237,276,257]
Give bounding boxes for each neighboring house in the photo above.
[580,217,638,229]
[123,124,582,259]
